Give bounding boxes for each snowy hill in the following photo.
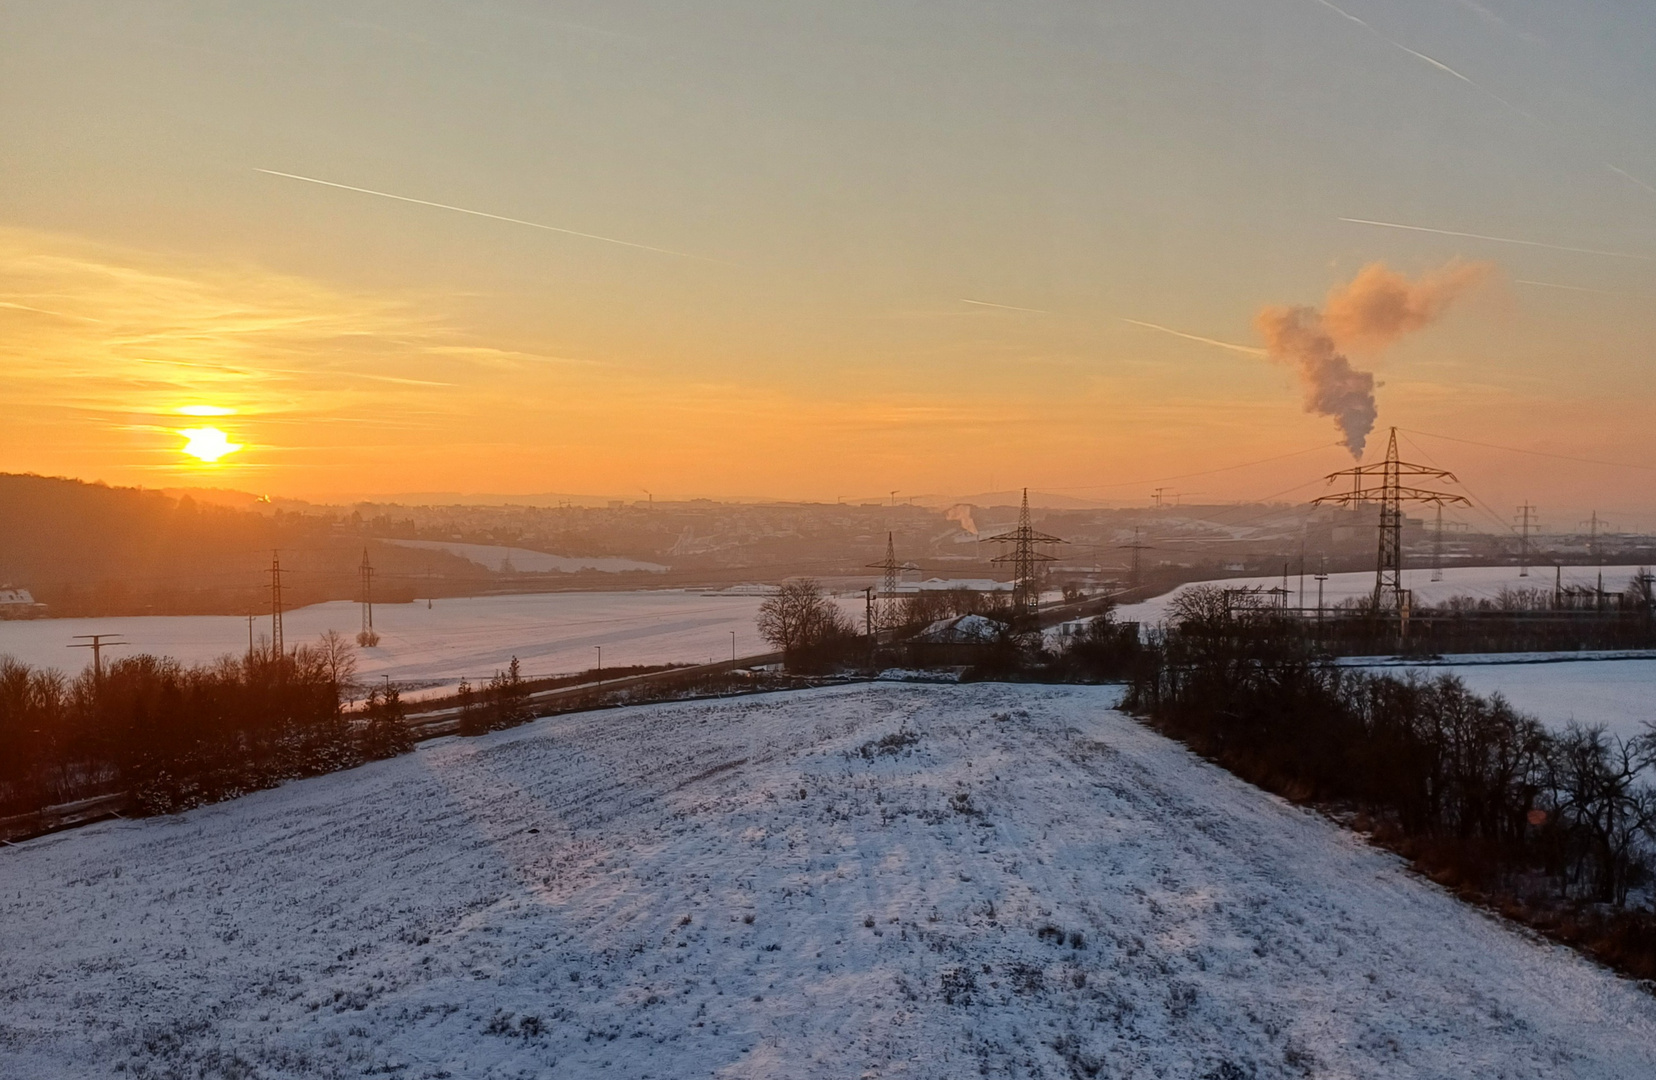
[3,684,1654,1078]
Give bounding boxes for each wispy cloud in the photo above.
[0,227,538,476]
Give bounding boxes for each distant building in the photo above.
[898,577,1013,594]
[912,614,1005,644]
[0,585,45,619]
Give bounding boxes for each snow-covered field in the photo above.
[1115,564,1649,626]
[0,591,793,692]
[4,683,1654,1079]
[1350,657,1655,745]
[1117,567,1654,745]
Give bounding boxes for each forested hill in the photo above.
[0,474,471,617]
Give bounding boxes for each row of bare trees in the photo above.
[1129,585,1656,909]
[0,632,409,817]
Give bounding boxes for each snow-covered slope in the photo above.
[4,684,1654,1078]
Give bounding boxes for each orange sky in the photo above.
[3,3,1653,523]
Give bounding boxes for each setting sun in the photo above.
[178,426,242,463]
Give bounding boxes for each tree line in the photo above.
[1127,584,1656,975]
[0,632,413,817]
[755,578,1140,679]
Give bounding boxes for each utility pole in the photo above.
[1581,511,1607,606]
[594,645,601,675]
[69,634,127,685]
[1314,428,1469,623]
[1314,555,1328,623]
[1516,503,1537,577]
[1431,503,1445,583]
[269,551,285,658]
[1151,487,1166,510]
[246,614,255,662]
[731,630,736,665]
[1298,530,1306,612]
[864,585,876,668]
[987,489,1065,621]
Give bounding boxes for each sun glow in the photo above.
[179,426,243,463]
[177,404,236,417]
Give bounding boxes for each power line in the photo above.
[1400,428,1655,473]
[1031,441,1343,495]
[1398,430,1562,569]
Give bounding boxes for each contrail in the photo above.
[1307,0,1531,119]
[1338,217,1653,261]
[1605,163,1656,197]
[255,168,720,262]
[1317,0,1655,201]
[1514,279,1618,296]
[1119,317,1265,356]
[959,297,1049,314]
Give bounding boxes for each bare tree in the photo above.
[315,629,359,703]
[758,579,852,651]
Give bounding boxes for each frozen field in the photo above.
[1116,564,1650,626]
[0,591,799,692]
[4,683,1654,1079]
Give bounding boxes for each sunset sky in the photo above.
[3,1,1653,521]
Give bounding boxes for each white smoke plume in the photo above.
[1254,260,1492,458]
[945,503,978,535]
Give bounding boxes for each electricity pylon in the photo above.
[866,533,918,631]
[269,551,285,657]
[1118,526,1151,589]
[987,489,1066,620]
[1516,503,1538,577]
[357,548,380,647]
[1313,428,1468,615]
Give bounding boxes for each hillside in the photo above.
[3,683,1653,1078]
[0,474,474,616]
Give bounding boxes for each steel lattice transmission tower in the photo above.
[1117,526,1151,589]
[987,489,1066,620]
[866,533,918,631]
[1313,428,1468,614]
[357,548,380,647]
[268,550,285,657]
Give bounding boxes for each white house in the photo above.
[0,585,44,618]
